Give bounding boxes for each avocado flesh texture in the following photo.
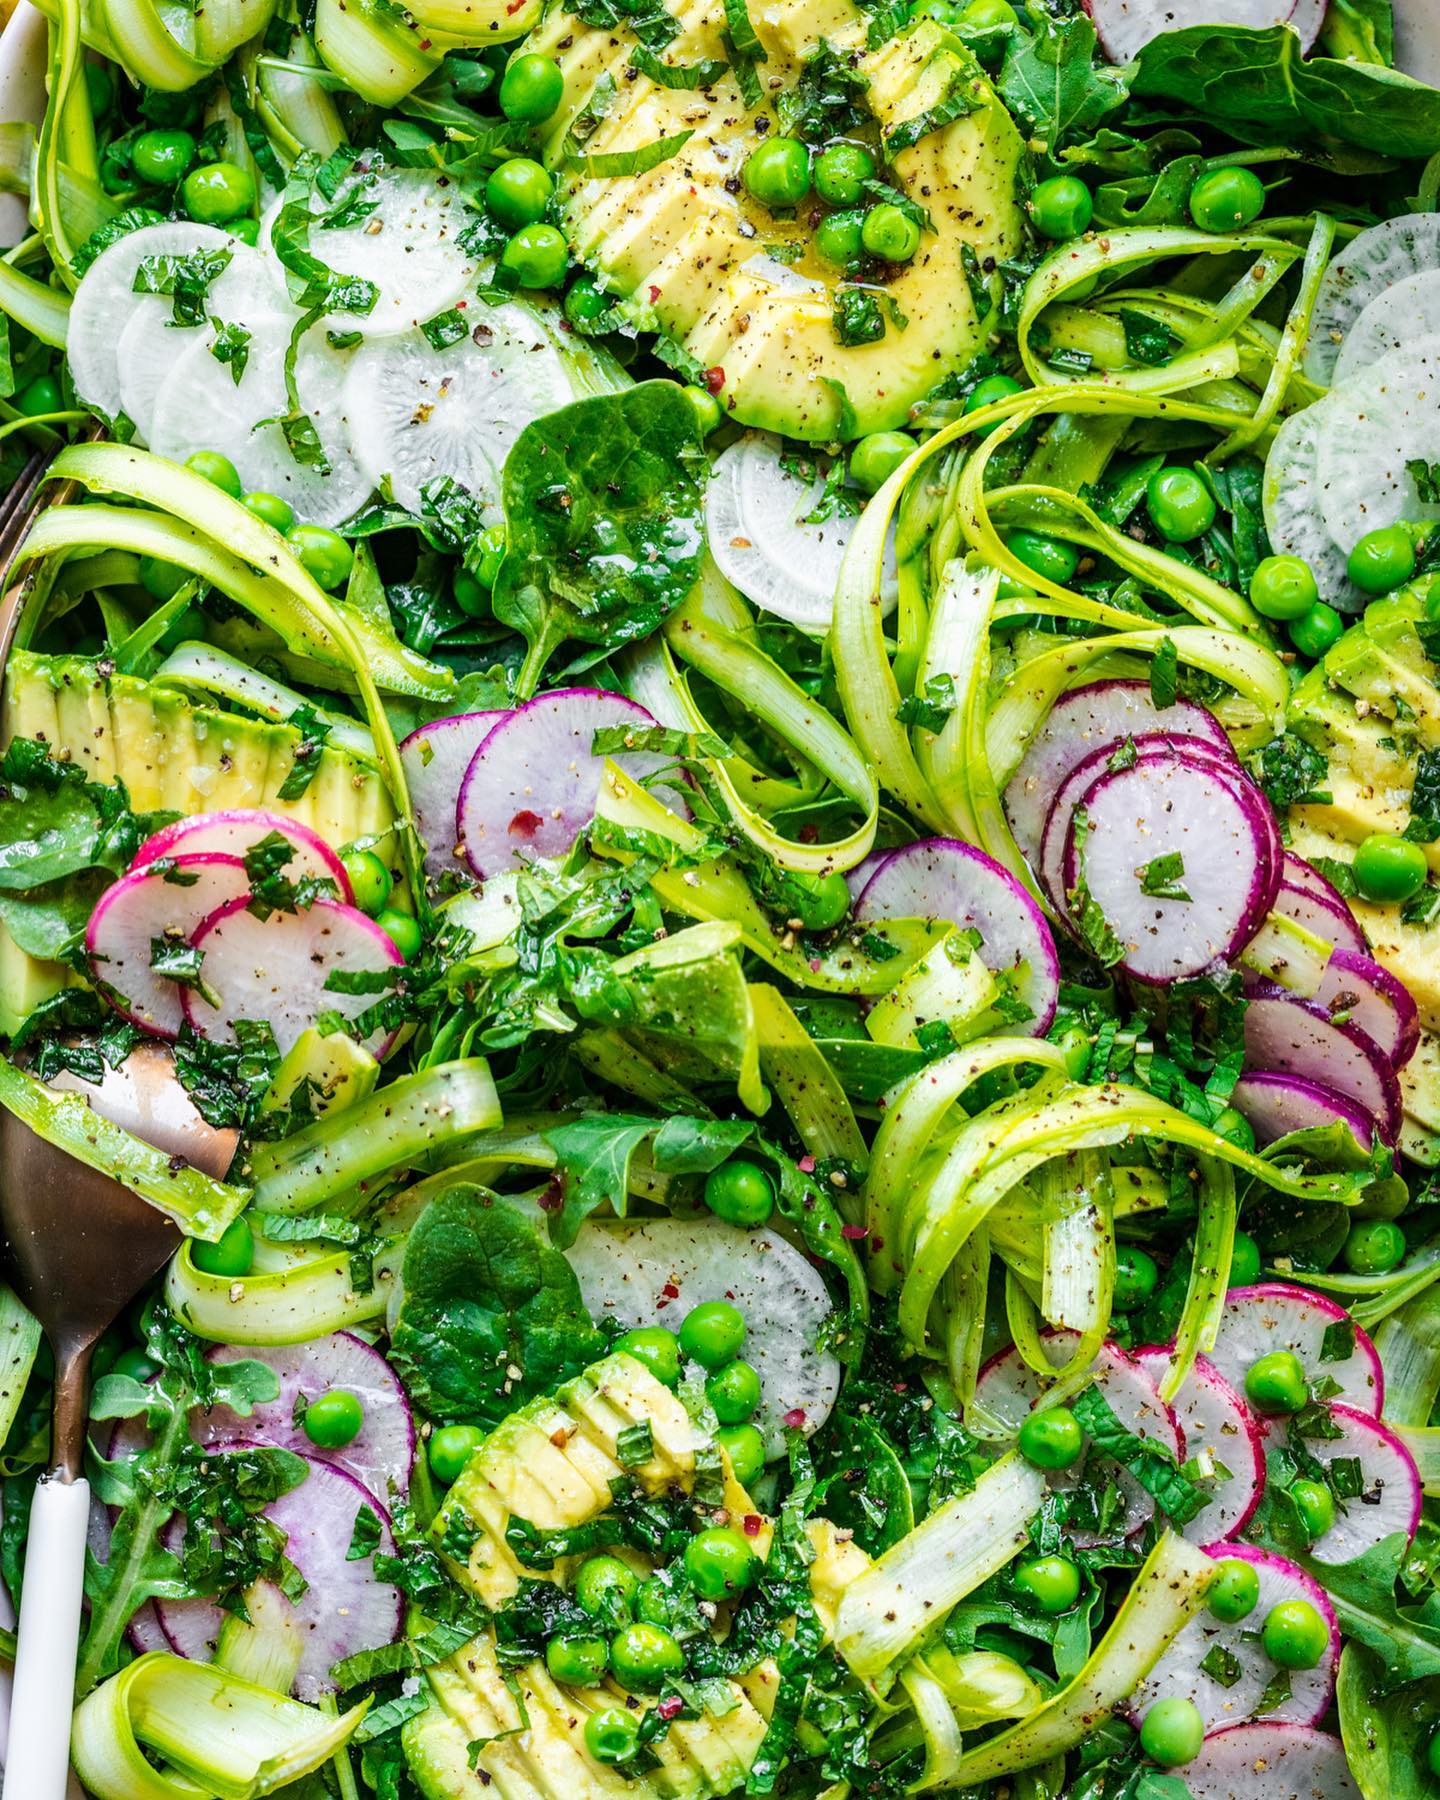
[529,0,1023,440]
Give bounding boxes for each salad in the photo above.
[0,0,1440,1791]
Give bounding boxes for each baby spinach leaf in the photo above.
[1339,1641,1439,1800]
[998,12,1128,150]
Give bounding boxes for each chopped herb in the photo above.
[1149,636,1179,709]
[1319,1318,1356,1364]
[1405,747,1440,843]
[1119,307,1181,367]
[421,308,470,350]
[884,73,976,155]
[617,1421,655,1467]
[896,674,958,733]
[208,320,251,385]
[1198,1643,1242,1687]
[833,287,886,348]
[566,130,693,178]
[1138,852,1190,901]
[133,249,233,327]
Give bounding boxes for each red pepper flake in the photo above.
[808,958,822,973]
[508,809,543,838]
[662,1281,680,1299]
[537,1177,563,1212]
[742,1513,763,1537]
[797,1155,816,1173]
[649,284,661,302]
[798,823,818,843]
[656,1696,684,1720]
[841,1223,868,1240]
[783,1408,807,1429]
[703,366,725,394]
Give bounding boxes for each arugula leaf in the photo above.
[998,12,1129,151]
[541,1113,655,1247]
[1339,1641,1440,1800]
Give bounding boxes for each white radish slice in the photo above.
[1004,680,1233,863]
[1207,1283,1383,1419]
[707,432,899,630]
[399,712,505,881]
[1130,1546,1336,1732]
[86,854,253,1038]
[1060,755,1278,983]
[342,304,575,521]
[1133,1349,1264,1544]
[198,1334,416,1506]
[1313,336,1440,555]
[1182,1724,1358,1800]
[1334,269,1440,385]
[1305,213,1440,386]
[88,1500,169,1655]
[67,222,262,423]
[136,809,352,899]
[1230,1070,1379,1157]
[456,689,676,879]
[566,1218,840,1455]
[1284,0,1326,49]
[972,1333,1183,1544]
[182,896,403,1057]
[1271,879,1367,958]
[1261,401,1364,612]
[1242,985,1401,1140]
[154,1449,402,1700]
[1287,1403,1420,1564]
[852,837,1060,1034]
[1282,853,1354,910]
[1083,0,1298,66]
[1311,948,1419,1069]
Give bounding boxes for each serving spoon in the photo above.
[0,1042,237,1798]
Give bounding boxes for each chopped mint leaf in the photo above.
[1149,636,1179,709]
[617,1421,655,1467]
[421,307,470,351]
[1319,1318,1356,1363]
[1408,458,1440,506]
[833,287,886,347]
[1198,1643,1242,1687]
[1251,732,1332,810]
[1139,851,1190,901]
[208,319,251,384]
[896,674,958,733]
[1404,746,1440,843]
[1119,307,1181,367]
[133,248,233,327]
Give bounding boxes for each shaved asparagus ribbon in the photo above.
[168,1237,400,1345]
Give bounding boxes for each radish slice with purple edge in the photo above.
[1207,1283,1383,1418]
[1284,1404,1420,1564]
[457,689,680,880]
[398,712,505,882]
[1242,985,1402,1140]
[1261,401,1366,613]
[134,809,353,900]
[1304,213,1440,385]
[972,1333,1182,1543]
[1133,1349,1265,1543]
[1229,1070,1381,1158]
[852,838,1060,1035]
[1003,679,1233,862]
[1129,1545,1337,1732]
[1309,948,1420,1069]
[1181,1725,1358,1800]
[181,895,404,1057]
[196,1334,416,1505]
[86,853,253,1037]
[1312,338,1440,557]
[1083,0,1305,67]
[844,847,895,900]
[1272,869,1367,958]
[1059,755,1279,983]
[153,1448,402,1700]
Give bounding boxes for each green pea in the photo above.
[1249,553,1318,622]
[963,0,1017,21]
[181,161,256,226]
[964,372,1024,438]
[1353,830,1428,904]
[610,1620,685,1691]
[500,222,569,289]
[1028,175,1092,240]
[584,1706,640,1764]
[1288,601,1345,660]
[138,556,189,603]
[428,1423,484,1485]
[1429,1726,1440,1780]
[814,141,875,208]
[342,849,392,917]
[718,1422,765,1485]
[815,210,864,266]
[1188,165,1266,233]
[243,491,295,533]
[850,430,915,494]
[303,1388,364,1448]
[1013,1554,1080,1614]
[614,1326,681,1387]
[1343,1218,1406,1274]
[1244,1348,1308,1416]
[703,1159,775,1227]
[286,522,353,591]
[131,128,196,187]
[1292,1477,1336,1543]
[706,1359,762,1425]
[1229,1229,1262,1287]
[574,1553,639,1624]
[228,216,261,246]
[683,1525,758,1602]
[376,907,423,960]
[1206,1557,1260,1623]
[14,374,62,418]
[545,1633,608,1686]
[1260,1598,1329,1670]
[184,449,242,498]
[684,384,723,437]
[191,1216,254,1278]
[112,1347,158,1383]
[742,137,810,209]
[486,157,554,231]
[1146,466,1217,542]
[1017,1405,1083,1471]
[564,276,610,328]
[1113,1246,1159,1310]
[1209,1107,1256,1153]
[1005,528,1079,586]
[679,1301,745,1371]
[861,201,920,262]
[453,569,491,618]
[1348,524,1416,596]
[1139,1697,1204,1768]
[499,52,564,123]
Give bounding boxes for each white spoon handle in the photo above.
[2,1476,89,1800]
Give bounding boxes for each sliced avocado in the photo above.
[0,922,73,1039]
[529,0,1023,440]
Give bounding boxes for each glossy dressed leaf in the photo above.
[998,13,1128,150]
[1338,1642,1439,1799]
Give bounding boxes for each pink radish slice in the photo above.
[86,854,253,1037]
[1084,0,1300,64]
[852,838,1060,1034]
[1207,1284,1382,1419]
[973,1333,1182,1543]
[844,848,897,900]
[457,689,676,879]
[1230,1070,1379,1158]
[181,895,403,1057]
[135,808,353,900]
[1313,948,1419,1070]
[1004,680,1234,862]
[1181,1724,1358,1800]
[198,1335,415,1505]
[1271,881,1368,958]
[1133,1349,1264,1543]
[1285,1404,1420,1564]
[154,1448,402,1700]
[1060,756,1279,983]
[1129,1545,1337,1733]
[1282,852,1358,917]
[1242,986,1401,1141]
[398,712,504,882]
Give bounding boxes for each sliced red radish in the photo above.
[1242,986,1401,1141]
[1182,1724,1358,1800]
[1207,1284,1382,1419]
[456,689,677,879]
[398,712,504,882]
[154,1448,402,1700]
[1003,680,1233,862]
[86,854,252,1037]
[851,838,1060,1034]
[1084,0,1309,65]
[1285,1404,1420,1564]
[843,848,896,900]
[1133,1349,1264,1543]
[181,896,404,1057]
[1130,1546,1336,1733]
[1230,1071,1379,1158]
[135,809,352,899]
[1305,214,1440,386]
[197,1335,415,1506]
[973,1333,1182,1543]
[1060,755,1279,982]
[1271,878,1368,959]
[1307,948,1420,1069]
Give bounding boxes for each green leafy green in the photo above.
[998,12,1128,151]
[1070,1385,1208,1524]
[1339,1642,1438,1799]
[1251,732,1332,811]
